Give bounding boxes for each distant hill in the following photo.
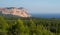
[0,7,31,17]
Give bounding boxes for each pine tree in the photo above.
[24,26,30,35]
[28,19,37,35]
[36,25,54,35]
[15,19,25,35]
[0,16,8,35]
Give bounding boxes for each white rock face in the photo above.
[0,7,31,17]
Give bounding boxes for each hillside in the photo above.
[0,16,60,35]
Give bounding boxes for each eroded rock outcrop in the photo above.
[0,7,31,17]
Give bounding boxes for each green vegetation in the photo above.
[0,16,60,35]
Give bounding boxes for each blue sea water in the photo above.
[31,14,60,18]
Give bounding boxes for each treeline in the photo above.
[0,16,60,35]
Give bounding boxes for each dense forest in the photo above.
[0,16,60,35]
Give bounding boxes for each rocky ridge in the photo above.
[0,7,31,17]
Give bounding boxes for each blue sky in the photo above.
[0,0,60,14]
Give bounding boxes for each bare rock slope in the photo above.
[0,7,31,17]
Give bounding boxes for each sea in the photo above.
[31,14,60,18]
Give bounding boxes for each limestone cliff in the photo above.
[0,7,31,17]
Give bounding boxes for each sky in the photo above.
[0,0,60,14]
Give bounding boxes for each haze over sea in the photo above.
[31,13,60,18]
